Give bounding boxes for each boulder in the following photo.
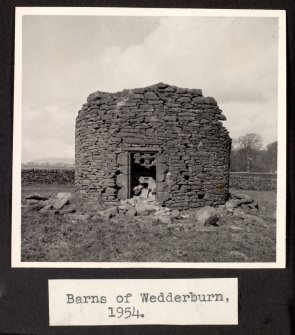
[225,199,239,212]
[135,202,155,216]
[26,199,41,206]
[204,215,219,227]
[57,192,71,199]
[195,206,218,226]
[29,203,47,211]
[25,193,49,201]
[157,214,172,225]
[125,208,137,219]
[231,192,254,205]
[59,207,76,214]
[133,184,144,195]
[146,193,156,202]
[171,209,180,219]
[248,202,259,210]
[53,193,71,210]
[82,202,100,213]
[232,207,246,218]
[118,204,130,212]
[148,178,157,194]
[157,191,170,205]
[125,197,139,207]
[139,188,149,199]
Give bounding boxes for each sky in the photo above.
[21,15,279,162]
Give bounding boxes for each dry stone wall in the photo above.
[75,83,231,209]
[22,169,75,185]
[230,174,277,191]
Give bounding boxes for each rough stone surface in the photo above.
[157,214,172,225]
[25,193,49,200]
[135,202,155,216]
[125,208,137,218]
[22,169,74,185]
[53,193,71,210]
[195,206,218,226]
[75,83,231,209]
[57,192,72,199]
[171,209,180,219]
[230,174,276,191]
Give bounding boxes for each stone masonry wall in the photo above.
[230,174,277,191]
[21,169,276,192]
[75,83,231,209]
[22,169,75,185]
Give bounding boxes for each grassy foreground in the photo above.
[21,185,276,263]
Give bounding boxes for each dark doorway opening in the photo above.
[130,152,157,197]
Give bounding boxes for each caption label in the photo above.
[48,278,238,325]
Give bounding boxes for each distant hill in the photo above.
[31,157,75,165]
[22,157,75,169]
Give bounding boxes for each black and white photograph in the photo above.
[12,7,286,268]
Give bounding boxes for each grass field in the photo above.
[21,184,276,263]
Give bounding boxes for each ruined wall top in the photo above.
[85,82,217,106]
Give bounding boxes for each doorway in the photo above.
[128,151,158,198]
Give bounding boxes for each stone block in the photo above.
[105,187,116,195]
[156,154,169,163]
[125,208,137,218]
[158,82,168,88]
[157,163,168,174]
[157,191,170,205]
[135,202,155,216]
[144,91,158,100]
[130,93,144,99]
[156,173,166,183]
[53,194,71,210]
[156,214,172,225]
[116,174,128,188]
[117,188,127,200]
[217,114,226,121]
[195,206,218,226]
[190,88,202,96]
[25,193,49,201]
[117,152,128,165]
[171,209,180,219]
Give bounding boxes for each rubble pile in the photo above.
[22,189,265,228]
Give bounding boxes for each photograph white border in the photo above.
[12,7,286,268]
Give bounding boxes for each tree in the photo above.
[238,133,262,151]
[237,133,262,172]
[265,141,277,173]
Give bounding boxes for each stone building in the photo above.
[75,83,231,209]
